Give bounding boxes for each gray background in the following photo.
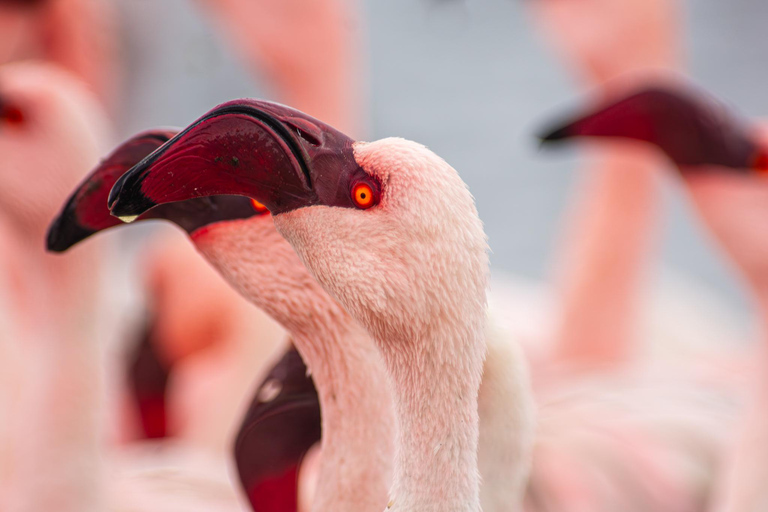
[112,0,768,322]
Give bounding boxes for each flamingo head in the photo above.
[538,84,766,173]
[108,99,489,350]
[0,61,109,236]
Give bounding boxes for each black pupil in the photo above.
[360,192,367,199]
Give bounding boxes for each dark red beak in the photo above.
[46,129,261,252]
[538,85,760,172]
[235,346,321,512]
[46,130,177,252]
[108,99,364,219]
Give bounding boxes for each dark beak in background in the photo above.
[108,99,362,219]
[538,85,759,172]
[46,130,177,252]
[234,346,321,512]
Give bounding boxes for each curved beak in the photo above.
[47,128,263,253]
[538,85,759,172]
[108,99,360,219]
[46,130,177,252]
[234,347,320,512]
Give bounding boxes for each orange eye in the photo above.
[753,150,768,175]
[352,182,375,209]
[251,198,269,213]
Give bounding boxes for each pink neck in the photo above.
[385,327,484,512]
[249,287,394,512]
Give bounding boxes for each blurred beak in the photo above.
[538,86,759,172]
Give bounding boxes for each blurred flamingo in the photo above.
[0,0,117,106]
[0,59,111,512]
[537,82,768,512]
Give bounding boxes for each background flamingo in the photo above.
[536,82,768,512]
[0,59,111,512]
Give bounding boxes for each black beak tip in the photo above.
[537,125,572,146]
[106,175,123,210]
[107,173,157,218]
[45,213,91,253]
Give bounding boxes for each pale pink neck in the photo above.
[385,326,484,512]
[255,291,394,512]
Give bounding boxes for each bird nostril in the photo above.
[285,120,322,146]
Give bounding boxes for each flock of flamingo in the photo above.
[0,0,765,511]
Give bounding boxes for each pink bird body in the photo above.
[134,230,286,452]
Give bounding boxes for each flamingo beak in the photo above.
[538,86,759,172]
[234,347,320,512]
[47,129,261,253]
[107,99,361,220]
[46,130,177,252]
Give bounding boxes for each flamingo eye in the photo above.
[351,182,377,209]
[250,198,269,215]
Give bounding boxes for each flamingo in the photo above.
[0,59,112,512]
[52,98,541,511]
[536,82,768,512]
[106,99,495,512]
[526,0,683,372]
[49,130,397,512]
[59,94,739,511]
[0,0,117,106]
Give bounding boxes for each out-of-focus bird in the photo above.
[528,0,681,88]
[0,0,117,106]
[0,60,111,512]
[538,83,768,512]
[234,347,321,512]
